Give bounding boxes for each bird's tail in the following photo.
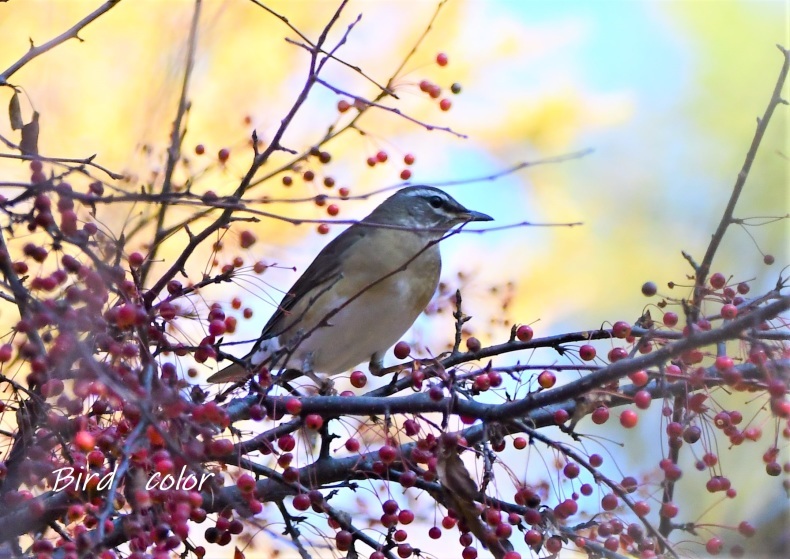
[206,361,248,383]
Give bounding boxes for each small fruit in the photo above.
[579,344,596,361]
[537,370,556,389]
[394,341,411,359]
[641,281,657,296]
[516,325,533,342]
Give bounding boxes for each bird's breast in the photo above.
[278,233,442,375]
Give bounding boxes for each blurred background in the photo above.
[1,1,787,557]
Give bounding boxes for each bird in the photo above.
[206,186,492,386]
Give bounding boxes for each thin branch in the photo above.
[0,139,124,179]
[0,0,123,85]
[690,45,790,319]
[315,76,467,138]
[140,0,203,286]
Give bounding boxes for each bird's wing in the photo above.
[257,223,370,340]
[208,224,371,384]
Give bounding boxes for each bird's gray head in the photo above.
[365,186,493,234]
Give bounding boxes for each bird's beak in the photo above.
[462,209,493,222]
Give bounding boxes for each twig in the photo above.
[140,0,203,286]
[690,45,790,320]
[315,77,467,138]
[0,0,123,85]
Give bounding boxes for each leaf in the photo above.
[8,92,22,131]
[20,111,39,156]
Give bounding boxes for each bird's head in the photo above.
[365,186,493,235]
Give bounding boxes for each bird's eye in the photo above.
[428,196,443,209]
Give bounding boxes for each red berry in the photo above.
[612,321,631,338]
[285,398,302,415]
[620,409,638,428]
[524,529,542,546]
[537,370,556,389]
[721,304,738,319]
[335,530,352,551]
[236,473,255,493]
[439,98,452,111]
[544,536,562,554]
[195,144,205,155]
[317,223,330,235]
[563,463,580,479]
[709,272,726,289]
[208,319,226,336]
[304,414,323,430]
[436,52,448,66]
[629,370,649,387]
[591,406,610,424]
[278,435,296,452]
[579,344,596,361]
[400,169,412,181]
[764,254,775,265]
[239,230,256,248]
[350,370,367,388]
[128,252,144,268]
[601,493,618,511]
[0,344,12,362]
[516,325,533,342]
[631,501,650,517]
[633,390,651,409]
[663,312,679,327]
[738,521,756,537]
[404,154,415,165]
[74,430,95,451]
[378,444,397,464]
[660,502,678,518]
[375,150,388,163]
[293,494,310,511]
[337,100,351,113]
[608,347,628,362]
[394,341,411,359]
[705,537,723,555]
[327,204,339,216]
[473,374,491,392]
[218,148,230,162]
[465,337,481,352]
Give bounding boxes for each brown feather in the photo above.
[206,362,247,383]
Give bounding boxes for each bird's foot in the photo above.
[305,371,336,395]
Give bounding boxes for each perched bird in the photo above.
[207,186,492,385]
